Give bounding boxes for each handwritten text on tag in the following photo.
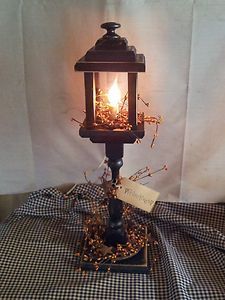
[116,177,159,213]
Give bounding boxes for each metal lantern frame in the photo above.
[75,22,146,144]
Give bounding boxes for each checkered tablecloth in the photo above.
[1,184,225,299]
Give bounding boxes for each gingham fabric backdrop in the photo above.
[1,184,225,299]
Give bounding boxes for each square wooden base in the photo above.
[80,226,149,274]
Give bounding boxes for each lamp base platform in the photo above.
[79,226,149,274]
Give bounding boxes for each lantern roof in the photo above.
[75,22,145,72]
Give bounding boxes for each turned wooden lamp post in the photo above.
[75,22,145,247]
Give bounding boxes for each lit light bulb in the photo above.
[108,78,121,113]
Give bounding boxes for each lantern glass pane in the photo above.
[94,73,129,129]
[95,73,127,96]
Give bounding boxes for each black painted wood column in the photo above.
[104,143,127,246]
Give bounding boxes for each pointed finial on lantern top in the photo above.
[101,22,121,37]
[95,22,127,50]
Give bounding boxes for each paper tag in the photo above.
[116,177,159,213]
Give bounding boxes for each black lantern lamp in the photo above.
[75,22,148,273]
[75,22,145,142]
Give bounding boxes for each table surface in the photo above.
[1,184,225,299]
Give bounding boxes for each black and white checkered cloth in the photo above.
[1,184,225,299]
